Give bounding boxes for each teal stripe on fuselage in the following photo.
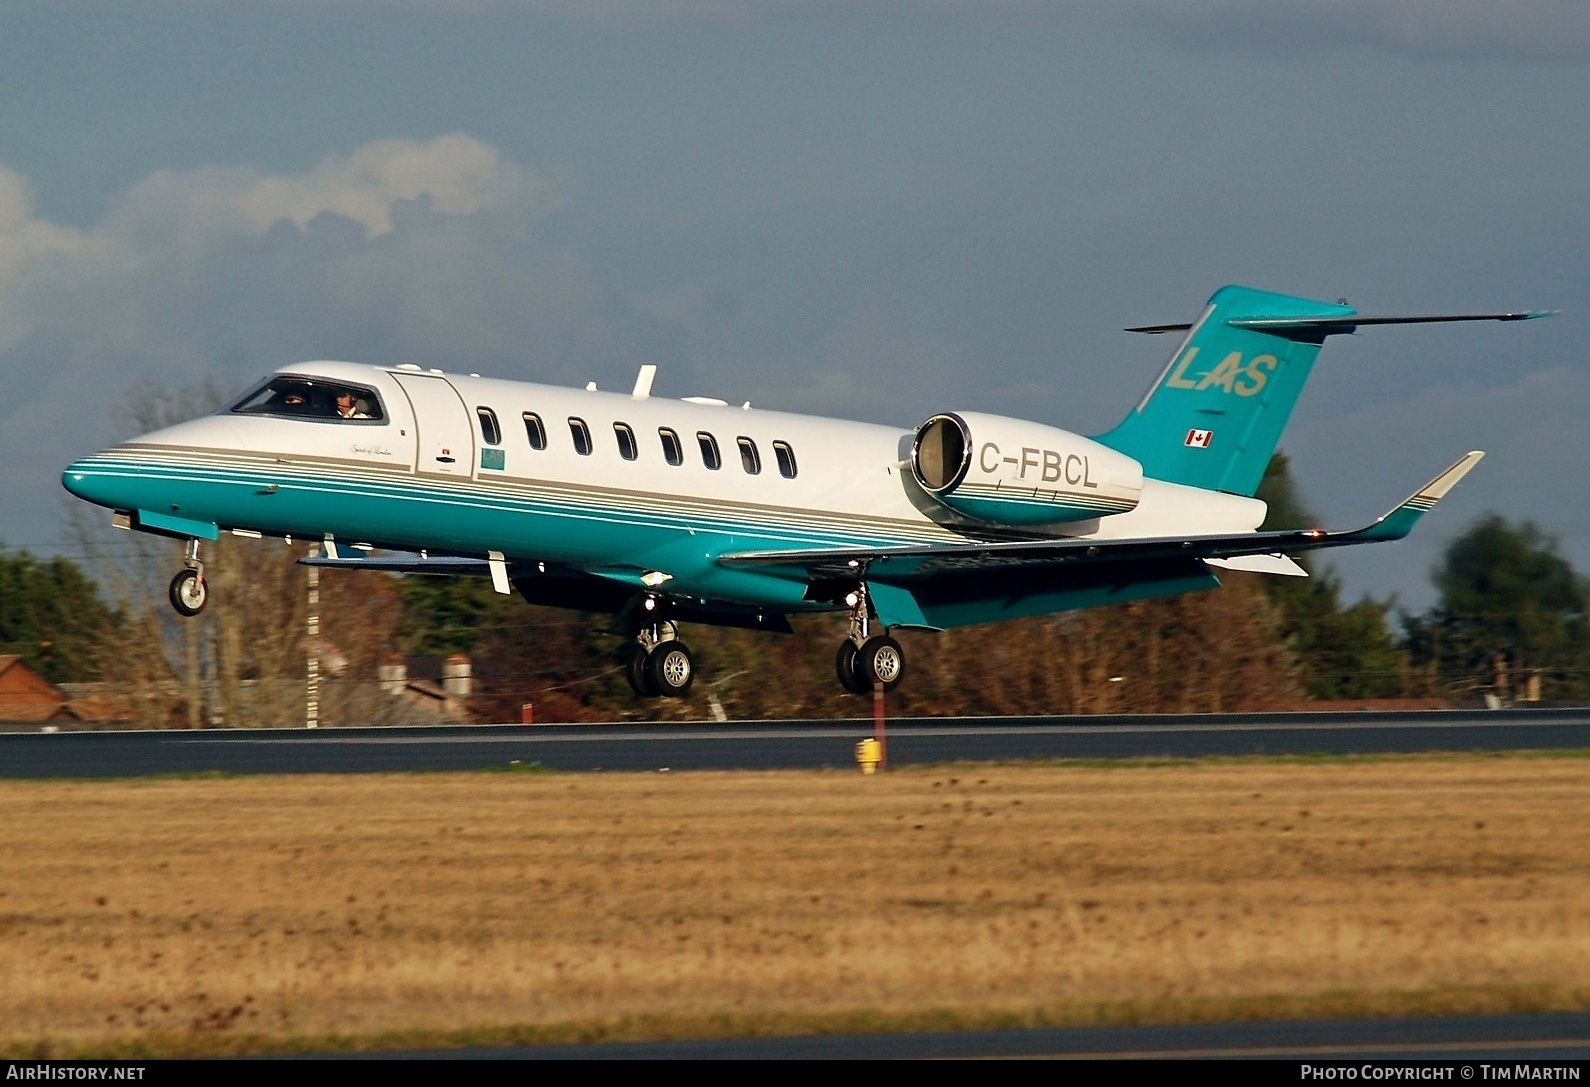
[71,457,937,551]
[76,449,961,545]
[64,453,939,609]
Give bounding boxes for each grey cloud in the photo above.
[0,130,980,550]
[104,134,550,243]
[0,136,671,548]
[0,124,978,552]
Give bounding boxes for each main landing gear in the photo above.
[835,583,904,695]
[168,539,208,617]
[625,617,695,699]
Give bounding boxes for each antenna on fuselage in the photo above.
[632,364,657,399]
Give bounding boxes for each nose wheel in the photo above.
[169,568,208,616]
[168,539,208,616]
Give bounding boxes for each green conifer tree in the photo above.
[0,544,120,684]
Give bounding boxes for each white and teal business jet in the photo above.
[62,285,1545,699]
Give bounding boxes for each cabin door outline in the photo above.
[392,373,476,480]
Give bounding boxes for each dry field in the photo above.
[3,754,1589,1056]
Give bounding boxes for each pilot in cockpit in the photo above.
[335,390,373,419]
[273,386,312,412]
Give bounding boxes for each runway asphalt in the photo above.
[3,706,1588,778]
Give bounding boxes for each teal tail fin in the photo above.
[1095,285,1354,496]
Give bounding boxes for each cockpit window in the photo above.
[229,376,385,423]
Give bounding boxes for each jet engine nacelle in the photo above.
[910,411,1143,526]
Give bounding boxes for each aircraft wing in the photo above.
[718,451,1483,581]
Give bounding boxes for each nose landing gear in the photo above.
[835,583,904,694]
[168,539,207,617]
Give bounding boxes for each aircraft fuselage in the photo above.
[62,360,1264,614]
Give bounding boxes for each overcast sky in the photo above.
[2,1,1586,610]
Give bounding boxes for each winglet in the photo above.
[1348,451,1484,542]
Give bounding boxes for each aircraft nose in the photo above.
[62,454,130,510]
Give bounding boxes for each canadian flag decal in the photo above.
[1185,429,1213,448]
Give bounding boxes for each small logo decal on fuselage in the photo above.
[1185,429,1213,448]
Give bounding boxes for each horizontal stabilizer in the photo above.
[1128,311,1552,336]
[719,451,1483,581]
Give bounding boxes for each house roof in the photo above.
[0,655,75,722]
[0,655,56,690]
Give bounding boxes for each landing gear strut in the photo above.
[168,539,207,617]
[835,582,904,694]
[625,614,695,698]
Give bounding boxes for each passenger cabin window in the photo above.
[229,376,385,423]
[477,408,501,445]
[569,417,592,456]
[614,423,638,461]
[659,428,684,466]
[523,412,547,450]
[737,436,761,475]
[697,432,721,470]
[773,440,797,479]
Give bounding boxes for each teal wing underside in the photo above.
[299,551,794,633]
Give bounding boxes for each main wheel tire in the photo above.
[645,641,695,697]
[835,640,869,694]
[168,569,207,616]
[625,645,658,697]
[856,635,905,692]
